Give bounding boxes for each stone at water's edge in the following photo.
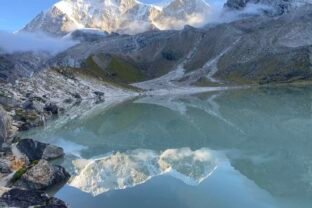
[13,160,70,190]
[0,188,67,208]
[14,138,64,162]
[44,103,59,115]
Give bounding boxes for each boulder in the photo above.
[22,100,35,110]
[14,108,43,131]
[14,138,64,162]
[13,160,70,190]
[93,91,105,103]
[72,93,82,100]
[0,159,11,175]
[63,98,73,104]
[0,188,67,208]
[0,147,14,179]
[93,91,105,97]
[22,99,45,112]
[44,103,59,115]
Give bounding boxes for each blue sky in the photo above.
[0,0,162,32]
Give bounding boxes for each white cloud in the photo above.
[153,1,272,30]
[0,31,78,54]
[206,2,274,24]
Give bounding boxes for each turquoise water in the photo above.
[26,86,312,208]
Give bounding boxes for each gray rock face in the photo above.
[49,4,312,86]
[0,52,50,83]
[14,160,70,190]
[13,108,44,131]
[0,159,11,175]
[69,29,110,42]
[23,8,73,37]
[15,139,64,162]
[0,188,67,208]
[0,106,11,143]
[224,0,307,15]
[0,146,14,182]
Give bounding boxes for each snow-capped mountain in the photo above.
[22,0,212,36]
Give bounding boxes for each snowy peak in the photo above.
[153,0,212,30]
[165,0,210,11]
[22,0,212,36]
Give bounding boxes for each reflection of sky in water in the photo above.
[52,138,87,158]
[26,86,312,208]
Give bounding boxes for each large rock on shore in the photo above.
[14,138,64,162]
[0,188,67,208]
[13,160,70,190]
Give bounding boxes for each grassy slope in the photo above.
[72,55,147,91]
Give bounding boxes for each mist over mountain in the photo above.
[0,31,77,54]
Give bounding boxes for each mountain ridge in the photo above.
[22,0,213,36]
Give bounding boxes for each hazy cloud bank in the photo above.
[208,1,274,24]
[0,31,78,54]
[155,1,274,31]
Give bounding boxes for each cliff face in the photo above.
[0,106,11,143]
[224,0,312,15]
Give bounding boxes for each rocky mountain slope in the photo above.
[23,0,212,36]
[0,52,50,83]
[0,0,311,90]
[2,0,312,91]
[46,3,312,88]
[0,0,311,105]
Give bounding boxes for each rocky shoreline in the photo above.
[0,73,108,207]
[0,105,70,207]
[0,61,141,207]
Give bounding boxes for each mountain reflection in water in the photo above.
[24,86,312,208]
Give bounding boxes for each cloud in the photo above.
[216,3,274,22]
[206,1,274,24]
[152,1,273,31]
[0,31,78,54]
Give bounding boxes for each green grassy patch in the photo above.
[11,167,27,183]
[74,55,145,91]
[105,56,145,83]
[84,55,146,84]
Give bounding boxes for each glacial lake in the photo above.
[24,86,312,208]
